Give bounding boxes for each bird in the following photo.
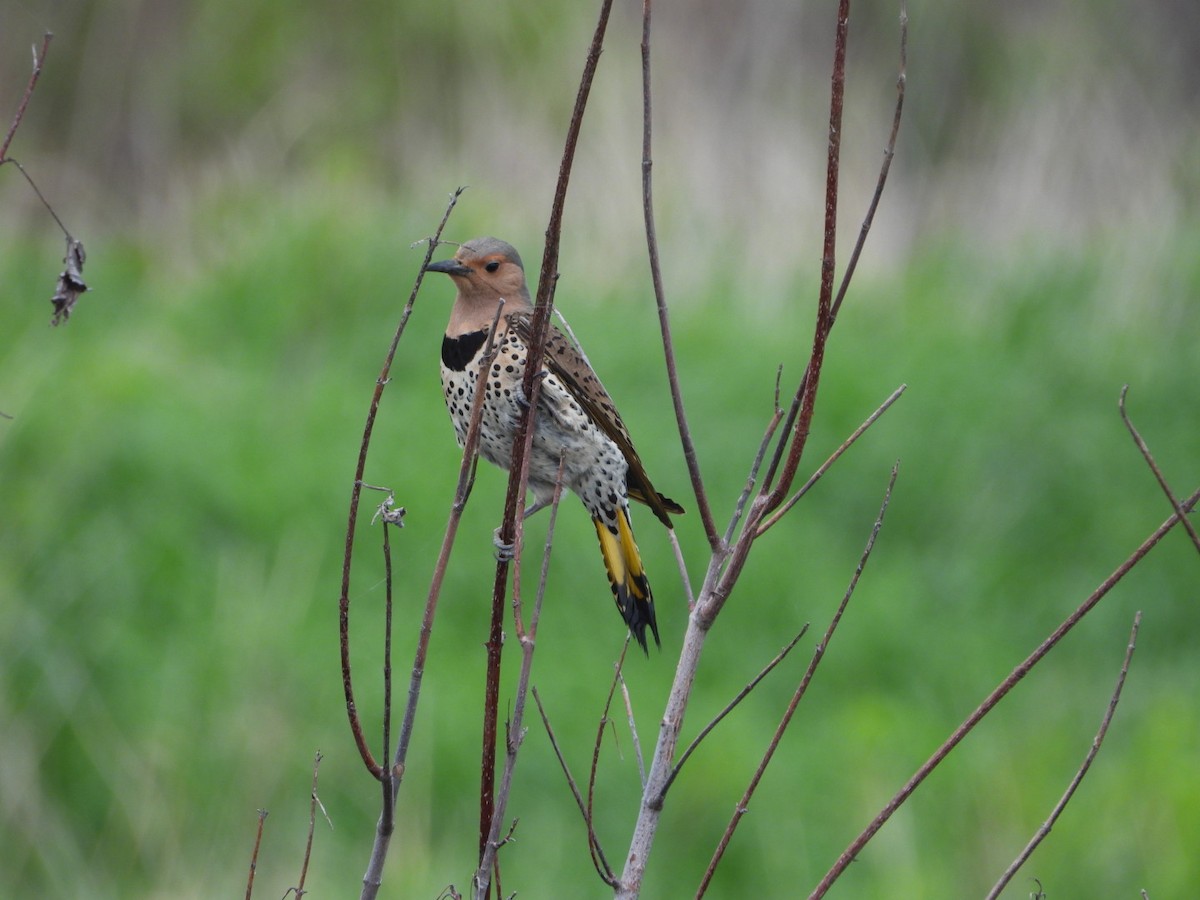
[425,236,683,652]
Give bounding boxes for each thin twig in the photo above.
[477,1,614,892]
[1119,386,1200,554]
[617,669,648,788]
[244,809,268,900]
[830,0,907,322]
[473,459,566,899]
[698,0,854,632]
[757,384,906,535]
[757,0,848,514]
[584,644,631,887]
[617,4,880,893]
[293,751,326,898]
[4,157,73,238]
[639,0,721,550]
[1,33,52,162]
[660,624,810,801]
[699,461,898,897]
[533,687,615,879]
[341,188,464,780]
[758,0,907,499]
[701,395,784,596]
[380,517,396,836]
[666,526,696,610]
[984,612,1142,900]
[725,400,785,547]
[362,201,504,900]
[809,487,1200,898]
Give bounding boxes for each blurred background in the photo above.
[1,0,1197,897]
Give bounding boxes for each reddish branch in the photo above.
[475,2,615,895]
[984,612,1142,899]
[244,809,268,900]
[809,487,1200,897]
[699,462,898,896]
[639,0,721,551]
[340,188,464,781]
[1120,386,1200,554]
[1,33,51,162]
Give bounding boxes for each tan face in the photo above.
[450,248,529,302]
[426,237,532,307]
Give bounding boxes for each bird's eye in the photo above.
[485,260,500,273]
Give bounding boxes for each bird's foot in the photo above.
[493,527,516,562]
[514,369,550,410]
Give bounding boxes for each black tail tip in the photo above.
[622,596,661,655]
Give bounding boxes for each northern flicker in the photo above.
[425,237,683,651]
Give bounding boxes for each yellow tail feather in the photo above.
[594,509,659,652]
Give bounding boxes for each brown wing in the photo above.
[510,312,684,529]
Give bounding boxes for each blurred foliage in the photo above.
[2,1,1198,898]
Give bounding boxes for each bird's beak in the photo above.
[424,258,471,277]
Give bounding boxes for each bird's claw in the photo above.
[515,369,550,410]
[493,527,516,562]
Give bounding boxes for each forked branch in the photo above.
[474,2,615,896]
[808,488,1200,897]
[983,612,1142,900]
[1119,386,1200,554]
[1,32,52,162]
[698,462,898,897]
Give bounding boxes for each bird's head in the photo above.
[425,237,533,310]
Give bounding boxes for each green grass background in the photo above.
[2,1,1198,898]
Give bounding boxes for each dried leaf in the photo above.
[50,237,87,326]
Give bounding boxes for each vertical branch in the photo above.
[758,0,850,513]
[472,461,566,899]
[639,0,721,551]
[341,188,463,779]
[380,514,398,834]
[808,488,1200,898]
[359,213,499,900]
[1,33,52,162]
[618,3,906,893]
[476,0,615,890]
[697,463,897,897]
[294,751,326,898]
[758,0,906,500]
[1119,386,1200,553]
[984,612,1142,900]
[244,809,268,900]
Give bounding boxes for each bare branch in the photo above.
[616,668,647,788]
[473,459,566,899]
[292,751,327,898]
[830,1,907,323]
[0,32,51,161]
[532,687,616,881]
[723,396,785,548]
[476,4,614,887]
[1120,386,1200,554]
[756,0,850,512]
[617,4,903,891]
[757,384,906,536]
[341,187,464,782]
[640,0,721,550]
[661,624,810,801]
[244,809,268,900]
[379,514,397,832]
[585,646,633,887]
[700,461,898,897]
[809,486,1200,898]
[984,612,1142,900]
[758,0,907,499]
[666,526,697,610]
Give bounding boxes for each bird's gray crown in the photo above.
[461,236,524,270]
